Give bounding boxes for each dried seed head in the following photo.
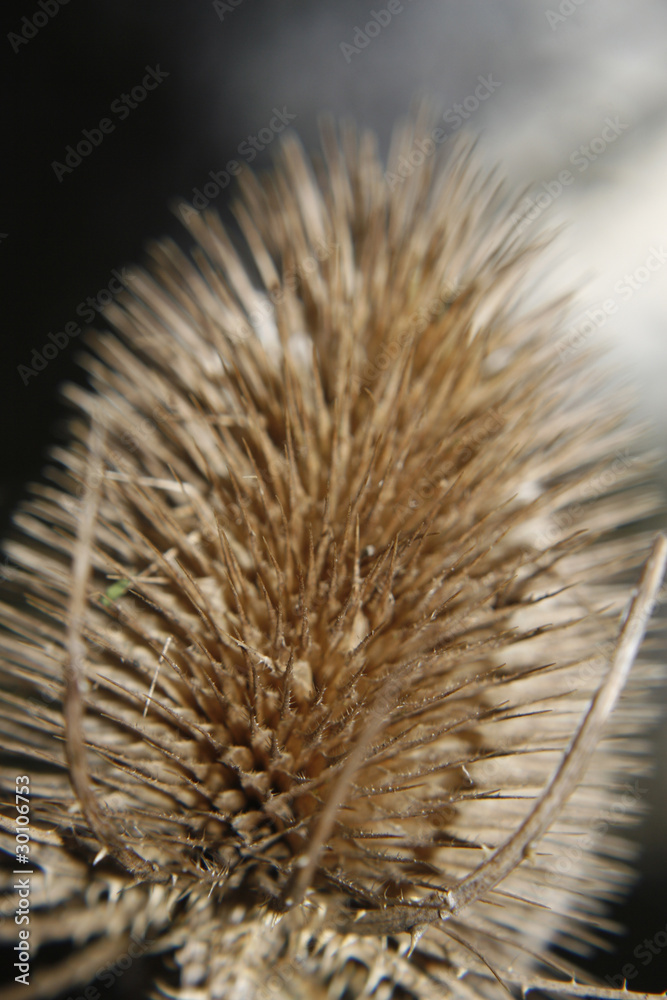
[0,119,665,1000]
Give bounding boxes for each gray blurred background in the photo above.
[3,0,666,995]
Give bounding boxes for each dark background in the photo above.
[2,1,666,997]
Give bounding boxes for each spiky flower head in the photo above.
[1,118,665,1000]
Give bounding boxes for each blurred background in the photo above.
[2,0,666,996]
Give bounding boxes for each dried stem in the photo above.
[63,418,156,878]
[505,975,667,1000]
[442,532,667,916]
[63,418,112,841]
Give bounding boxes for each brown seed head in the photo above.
[0,118,665,1000]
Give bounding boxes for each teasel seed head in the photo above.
[1,116,665,1000]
